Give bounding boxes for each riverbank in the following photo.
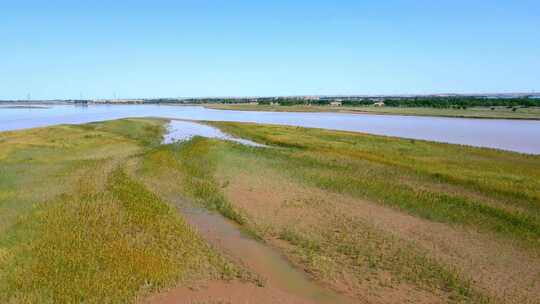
[206,104,540,120]
[1,119,539,303]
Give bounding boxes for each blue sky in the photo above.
[1,0,539,99]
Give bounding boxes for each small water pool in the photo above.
[162,120,266,147]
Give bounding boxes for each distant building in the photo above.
[330,101,342,106]
[374,101,385,107]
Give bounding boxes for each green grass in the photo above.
[0,119,241,303]
[141,139,246,225]
[206,104,540,120]
[210,122,540,247]
[1,167,238,303]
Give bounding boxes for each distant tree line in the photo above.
[259,97,540,108]
[115,96,540,108]
[381,97,539,108]
[259,98,332,106]
[3,96,538,108]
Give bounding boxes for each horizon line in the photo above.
[1,91,539,102]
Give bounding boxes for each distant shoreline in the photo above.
[205,104,540,121]
[0,105,50,109]
[1,101,540,120]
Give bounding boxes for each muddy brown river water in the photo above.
[1,104,539,154]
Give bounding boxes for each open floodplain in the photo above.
[0,115,539,303]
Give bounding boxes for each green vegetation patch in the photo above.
[0,168,236,303]
[209,122,540,247]
[0,119,241,303]
[168,137,245,225]
[74,118,167,147]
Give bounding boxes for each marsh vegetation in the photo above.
[0,119,244,303]
[0,118,539,303]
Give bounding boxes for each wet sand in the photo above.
[144,202,354,304]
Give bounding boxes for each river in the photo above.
[1,104,539,154]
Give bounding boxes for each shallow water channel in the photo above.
[181,206,351,303]
[162,120,265,147]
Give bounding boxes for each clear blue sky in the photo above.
[1,0,539,99]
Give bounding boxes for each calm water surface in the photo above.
[163,120,265,147]
[1,104,539,154]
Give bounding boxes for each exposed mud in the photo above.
[218,168,540,303]
[137,168,356,304]
[154,206,351,303]
[170,205,353,303]
[144,281,315,304]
